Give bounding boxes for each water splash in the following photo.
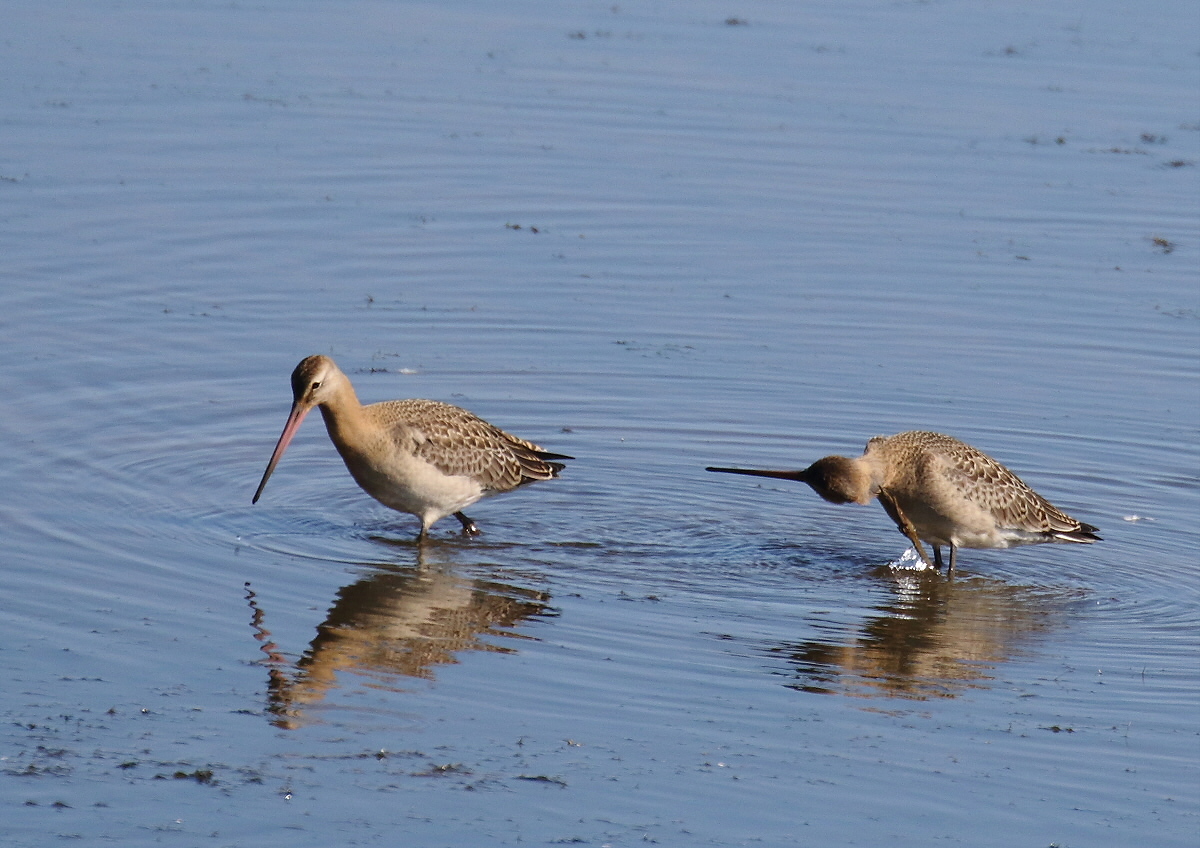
[888,547,933,571]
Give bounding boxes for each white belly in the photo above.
[342,449,485,529]
[897,495,1003,550]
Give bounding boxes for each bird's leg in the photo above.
[933,546,944,570]
[454,512,480,535]
[877,489,934,568]
[948,545,957,574]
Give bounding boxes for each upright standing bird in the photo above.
[707,431,1099,570]
[253,355,571,538]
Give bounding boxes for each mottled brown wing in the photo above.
[381,400,565,492]
[928,438,1081,534]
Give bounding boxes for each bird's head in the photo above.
[798,455,875,505]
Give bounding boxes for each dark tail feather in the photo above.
[1061,522,1101,543]
[514,448,572,483]
[705,466,806,481]
[537,450,572,477]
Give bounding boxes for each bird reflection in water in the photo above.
[766,567,1067,700]
[246,546,555,728]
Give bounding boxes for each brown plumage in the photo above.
[253,355,571,537]
[708,431,1099,570]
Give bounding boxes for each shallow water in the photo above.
[2,1,1197,845]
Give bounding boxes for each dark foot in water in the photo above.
[933,545,959,574]
[455,512,480,535]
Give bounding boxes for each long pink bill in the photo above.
[252,401,313,504]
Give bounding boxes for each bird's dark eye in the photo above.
[311,381,321,390]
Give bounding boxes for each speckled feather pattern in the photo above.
[367,399,565,493]
[866,431,1093,540]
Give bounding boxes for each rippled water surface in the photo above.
[2,1,1197,845]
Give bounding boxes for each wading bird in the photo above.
[253,355,571,538]
[707,431,1099,570]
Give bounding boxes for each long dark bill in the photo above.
[704,467,807,481]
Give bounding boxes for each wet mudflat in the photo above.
[1,1,1197,845]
